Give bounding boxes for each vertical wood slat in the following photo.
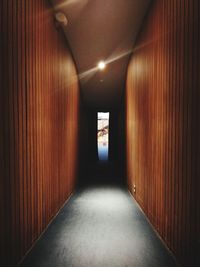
[126,0,200,266]
[0,0,80,266]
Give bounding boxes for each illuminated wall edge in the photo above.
[126,0,200,266]
[0,0,80,266]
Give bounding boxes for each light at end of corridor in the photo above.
[98,61,106,70]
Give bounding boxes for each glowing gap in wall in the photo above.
[97,112,109,161]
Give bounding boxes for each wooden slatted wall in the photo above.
[126,0,200,266]
[0,0,80,266]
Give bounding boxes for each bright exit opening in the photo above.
[97,112,109,161]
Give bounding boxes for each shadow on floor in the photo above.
[78,160,125,187]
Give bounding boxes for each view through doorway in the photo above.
[97,112,109,161]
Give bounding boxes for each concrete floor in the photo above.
[20,183,177,267]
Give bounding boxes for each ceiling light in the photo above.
[98,61,106,70]
[55,12,68,26]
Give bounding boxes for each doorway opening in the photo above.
[97,112,109,161]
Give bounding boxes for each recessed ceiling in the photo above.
[51,0,151,110]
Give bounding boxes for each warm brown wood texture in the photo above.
[126,0,200,266]
[0,0,80,266]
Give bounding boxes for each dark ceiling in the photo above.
[51,0,151,110]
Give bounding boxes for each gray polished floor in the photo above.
[20,184,177,267]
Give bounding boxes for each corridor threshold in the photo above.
[20,185,177,267]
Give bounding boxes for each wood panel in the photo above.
[0,0,80,266]
[126,0,200,266]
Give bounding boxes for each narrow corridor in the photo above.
[1,0,200,266]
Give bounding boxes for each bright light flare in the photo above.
[98,61,106,70]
